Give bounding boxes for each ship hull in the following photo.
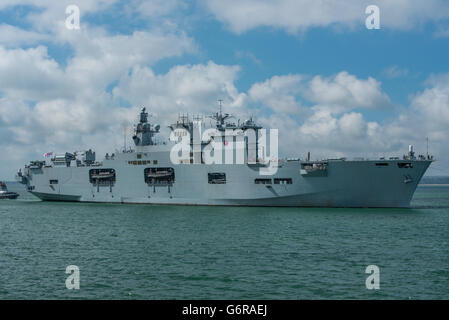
[0,192,19,200]
[22,159,432,208]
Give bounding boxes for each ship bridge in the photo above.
[132,108,161,147]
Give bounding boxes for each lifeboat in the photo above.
[91,172,115,179]
[146,171,172,178]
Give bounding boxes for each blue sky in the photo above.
[1,0,449,179]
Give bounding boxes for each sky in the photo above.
[1,0,449,179]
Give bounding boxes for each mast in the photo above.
[218,99,223,116]
[208,99,231,129]
[124,126,127,152]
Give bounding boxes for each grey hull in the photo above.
[0,193,19,200]
[31,192,81,202]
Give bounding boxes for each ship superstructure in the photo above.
[16,106,433,207]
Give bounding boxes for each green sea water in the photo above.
[0,184,448,300]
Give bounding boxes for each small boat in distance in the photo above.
[0,181,19,200]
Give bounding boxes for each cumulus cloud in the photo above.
[0,39,443,178]
[0,1,198,178]
[0,58,248,178]
[246,72,396,160]
[305,71,391,113]
[298,110,391,154]
[0,46,69,100]
[0,27,195,101]
[248,75,303,114]
[112,61,247,120]
[0,0,118,32]
[204,0,449,34]
[0,58,447,177]
[62,28,196,99]
[405,73,449,144]
[137,0,187,18]
[0,24,52,47]
[248,71,444,163]
[247,71,391,115]
[257,110,388,161]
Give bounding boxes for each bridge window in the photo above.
[274,178,292,184]
[398,162,413,168]
[255,178,271,184]
[375,163,389,166]
[208,173,226,184]
[129,160,150,165]
[49,179,58,184]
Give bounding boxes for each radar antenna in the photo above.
[208,99,232,128]
[218,99,223,115]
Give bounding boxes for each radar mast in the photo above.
[208,99,233,129]
[132,107,160,146]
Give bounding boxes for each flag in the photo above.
[43,152,53,158]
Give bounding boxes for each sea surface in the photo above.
[0,183,448,300]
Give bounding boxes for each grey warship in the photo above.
[16,107,433,207]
